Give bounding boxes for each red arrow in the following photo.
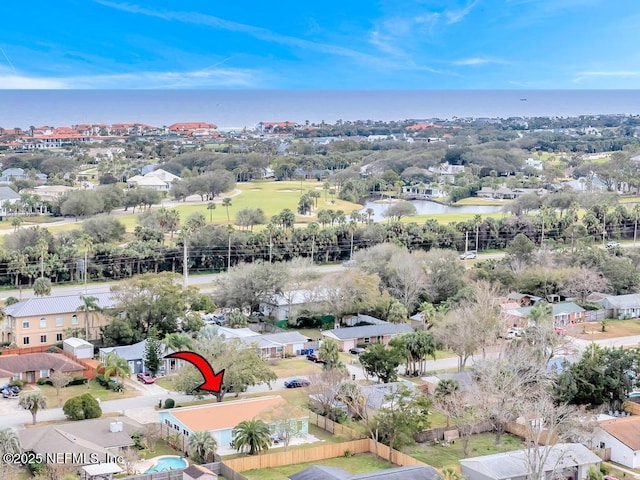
[164,351,225,393]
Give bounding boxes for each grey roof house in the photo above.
[598,294,640,319]
[460,443,601,480]
[289,464,440,480]
[99,339,176,374]
[321,322,413,350]
[19,417,143,465]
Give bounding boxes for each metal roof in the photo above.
[5,293,119,318]
[323,323,413,340]
[289,465,440,480]
[459,443,601,480]
[63,337,93,348]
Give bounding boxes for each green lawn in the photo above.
[139,439,184,460]
[243,454,392,480]
[403,433,522,469]
[398,211,507,225]
[266,358,323,379]
[453,198,511,207]
[29,379,139,409]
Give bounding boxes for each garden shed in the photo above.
[63,337,94,359]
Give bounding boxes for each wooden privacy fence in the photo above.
[307,411,364,439]
[224,439,370,471]
[223,438,426,472]
[623,400,640,415]
[505,422,557,446]
[584,309,611,322]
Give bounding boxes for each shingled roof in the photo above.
[0,353,84,375]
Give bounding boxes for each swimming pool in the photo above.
[144,456,188,473]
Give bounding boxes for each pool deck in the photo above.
[133,455,187,475]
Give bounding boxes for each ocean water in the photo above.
[0,90,639,130]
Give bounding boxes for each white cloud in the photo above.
[452,57,510,66]
[445,1,478,24]
[94,0,381,64]
[0,66,259,89]
[368,30,406,56]
[572,71,640,84]
[0,74,67,89]
[576,71,640,77]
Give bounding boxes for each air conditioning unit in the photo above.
[109,421,123,433]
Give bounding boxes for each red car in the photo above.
[137,372,155,384]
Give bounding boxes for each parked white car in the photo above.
[459,251,477,260]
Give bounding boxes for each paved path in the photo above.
[0,264,345,300]
[3,333,640,431]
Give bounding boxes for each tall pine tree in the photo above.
[144,327,162,376]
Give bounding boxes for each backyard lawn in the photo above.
[566,319,640,340]
[243,454,392,480]
[403,433,522,469]
[28,379,140,408]
[266,357,323,379]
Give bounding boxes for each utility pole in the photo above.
[311,236,315,264]
[475,223,479,252]
[84,248,88,294]
[635,209,638,246]
[350,230,354,261]
[227,225,233,272]
[602,211,607,246]
[541,215,545,245]
[269,230,273,264]
[465,230,469,255]
[182,230,189,289]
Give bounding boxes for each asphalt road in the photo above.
[0,264,346,301]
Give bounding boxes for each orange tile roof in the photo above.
[406,123,443,131]
[599,416,640,451]
[167,395,286,431]
[169,122,217,131]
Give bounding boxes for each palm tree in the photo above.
[434,379,460,428]
[232,419,272,455]
[207,202,216,223]
[319,338,344,371]
[187,430,217,463]
[32,277,51,297]
[100,352,131,391]
[0,427,21,479]
[18,392,47,425]
[10,216,22,232]
[78,295,102,341]
[162,332,193,352]
[222,197,232,221]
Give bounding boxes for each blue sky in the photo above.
[0,0,638,89]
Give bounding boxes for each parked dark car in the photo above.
[306,353,326,364]
[136,372,155,384]
[1,385,20,398]
[284,378,311,388]
[349,347,366,355]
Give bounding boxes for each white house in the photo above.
[0,186,21,216]
[260,289,329,321]
[127,169,181,191]
[592,415,640,468]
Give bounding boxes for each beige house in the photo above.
[2,293,119,347]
